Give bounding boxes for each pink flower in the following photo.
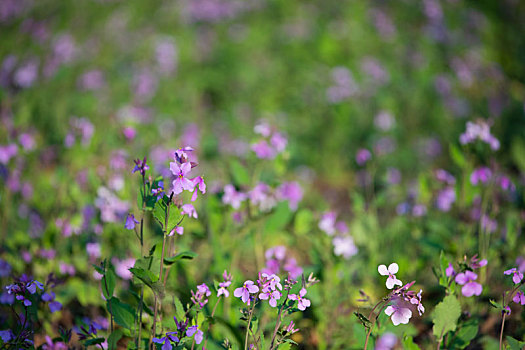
[288,288,311,311]
[504,268,524,284]
[191,176,206,201]
[234,280,259,303]
[378,263,402,289]
[223,184,246,209]
[181,204,198,219]
[170,162,194,195]
[384,305,412,326]
[251,140,276,159]
[455,271,482,297]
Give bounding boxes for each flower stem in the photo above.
[364,300,387,350]
[269,289,290,350]
[244,301,257,350]
[203,296,223,350]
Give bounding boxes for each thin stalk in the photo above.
[269,289,290,350]
[203,296,223,350]
[364,300,388,350]
[136,174,147,349]
[499,280,525,350]
[244,301,257,350]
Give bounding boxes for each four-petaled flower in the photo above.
[170,162,194,195]
[234,280,259,303]
[191,176,206,201]
[151,181,165,202]
[455,271,482,297]
[288,288,311,311]
[504,268,524,285]
[384,305,412,326]
[259,289,281,307]
[378,263,402,289]
[181,204,198,219]
[409,289,425,316]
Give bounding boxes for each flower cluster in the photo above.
[169,147,206,200]
[217,270,233,297]
[459,120,500,150]
[251,121,287,159]
[375,264,425,326]
[446,255,487,297]
[319,212,358,260]
[5,276,44,306]
[262,246,303,279]
[191,283,212,308]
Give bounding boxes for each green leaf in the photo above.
[166,208,184,234]
[163,251,198,265]
[101,268,116,300]
[432,295,461,341]
[152,203,167,230]
[264,202,293,234]
[277,343,291,350]
[294,209,313,235]
[402,335,420,350]
[85,337,105,346]
[489,299,505,311]
[107,297,135,330]
[108,329,124,350]
[449,319,478,349]
[173,295,185,321]
[506,336,525,350]
[450,144,466,168]
[353,312,371,328]
[229,160,250,186]
[129,267,159,285]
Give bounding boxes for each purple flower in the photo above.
[384,305,412,326]
[191,176,206,201]
[504,268,524,285]
[409,290,425,316]
[288,288,310,311]
[459,120,500,151]
[455,271,482,297]
[169,226,184,236]
[151,181,165,201]
[217,280,231,297]
[254,121,271,137]
[375,332,397,350]
[332,236,358,259]
[191,283,211,308]
[132,157,149,176]
[284,321,299,335]
[152,332,179,350]
[513,291,525,305]
[259,289,281,307]
[251,140,275,159]
[234,280,259,303]
[222,184,246,209]
[378,263,402,289]
[170,162,194,195]
[124,214,139,230]
[186,325,203,344]
[319,212,337,236]
[470,167,492,185]
[270,132,287,153]
[181,204,198,219]
[499,176,515,191]
[446,263,455,277]
[0,143,18,164]
[436,187,456,212]
[277,182,303,210]
[113,258,135,280]
[356,148,372,166]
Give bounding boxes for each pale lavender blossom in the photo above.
[332,236,358,259]
[181,204,198,219]
[319,212,337,236]
[222,184,246,209]
[459,120,500,150]
[436,187,456,212]
[326,66,358,103]
[513,291,525,305]
[375,332,397,350]
[288,288,310,311]
[504,268,523,285]
[186,325,203,344]
[155,38,178,74]
[277,181,303,210]
[113,258,135,280]
[251,140,275,159]
[234,280,259,303]
[170,162,194,195]
[384,305,412,326]
[356,148,372,166]
[470,167,492,185]
[374,111,395,131]
[270,132,287,153]
[0,144,17,164]
[455,271,482,297]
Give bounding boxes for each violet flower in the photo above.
[124,214,139,230]
[152,332,179,350]
[288,288,311,311]
[170,162,194,195]
[186,325,203,344]
[455,271,482,297]
[384,305,412,326]
[234,280,259,303]
[504,268,524,285]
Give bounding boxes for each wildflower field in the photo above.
[1,0,525,349]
